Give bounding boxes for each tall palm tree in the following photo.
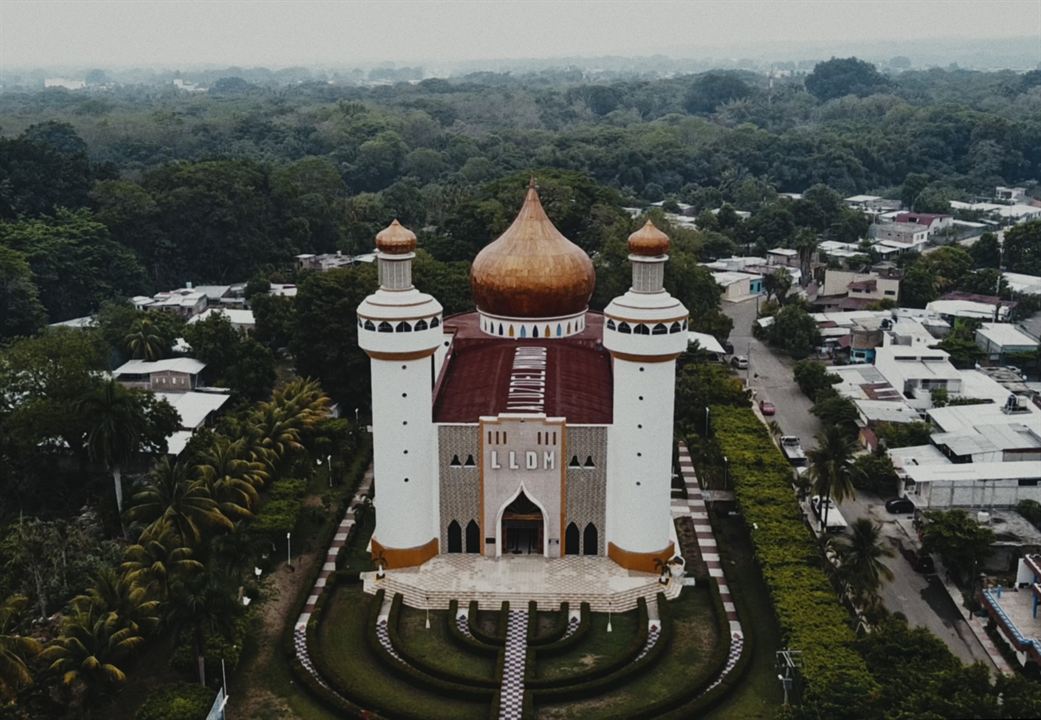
[124,317,164,361]
[0,595,42,702]
[167,565,244,686]
[837,518,894,603]
[121,534,202,602]
[195,437,264,519]
[39,606,143,715]
[795,228,819,288]
[72,567,160,638]
[77,379,146,513]
[128,458,232,547]
[808,425,857,533]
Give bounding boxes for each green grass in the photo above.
[699,512,784,720]
[533,609,639,680]
[397,607,497,681]
[538,588,718,719]
[318,585,489,720]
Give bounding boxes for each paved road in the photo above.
[721,297,996,669]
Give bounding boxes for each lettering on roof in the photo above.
[505,346,547,413]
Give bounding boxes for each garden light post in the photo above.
[287,531,292,568]
[426,594,431,630]
[607,601,613,633]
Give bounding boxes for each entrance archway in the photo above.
[499,490,545,557]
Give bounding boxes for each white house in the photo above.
[874,345,962,411]
[904,461,1041,509]
[975,323,1040,362]
[712,271,764,302]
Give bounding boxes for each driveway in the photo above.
[721,297,996,669]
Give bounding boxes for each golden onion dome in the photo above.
[628,219,670,256]
[470,181,595,319]
[375,219,417,255]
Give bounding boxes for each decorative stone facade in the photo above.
[437,424,481,551]
[564,425,607,555]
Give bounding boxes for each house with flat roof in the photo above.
[817,269,900,310]
[766,247,800,267]
[894,212,953,236]
[874,345,962,411]
[872,221,929,250]
[976,323,1040,362]
[904,461,1041,509]
[1005,272,1041,297]
[981,554,1041,669]
[926,297,1011,322]
[711,271,763,302]
[187,307,256,333]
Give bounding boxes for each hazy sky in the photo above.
[2,0,1039,69]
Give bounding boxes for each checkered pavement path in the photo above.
[376,618,405,663]
[456,612,475,638]
[498,610,528,720]
[634,624,662,662]
[561,615,580,639]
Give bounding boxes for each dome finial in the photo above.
[628,219,670,256]
[376,219,417,254]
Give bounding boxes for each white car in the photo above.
[811,495,849,533]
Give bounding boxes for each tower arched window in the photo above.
[464,454,476,467]
[465,520,480,553]
[520,326,527,338]
[635,323,650,335]
[669,322,681,333]
[606,319,616,331]
[532,326,539,338]
[583,455,595,468]
[377,321,393,333]
[396,321,412,332]
[414,318,428,331]
[556,323,562,336]
[364,320,375,331]
[565,523,580,555]
[652,323,667,335]
[498,323,504,336]
[450,454,462,467]
[568,455,581,468]
[447,521,462,553]
[618,322,631,334]
[583,523,599,555]
[430,317,440,327]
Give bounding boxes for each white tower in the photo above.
[602,220,689,572]
[357,220,444,568]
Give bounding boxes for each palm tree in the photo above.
[195,437,264,519]
[837,518,894,603]
[39,606,143,715]
[124,317,164,361]
[808,425,857,533]
[0,595,42,702]
[167,566,244,686]
[72,567,160,637]
[795,228,819,288]
[121,534,202,602]
[128,458,232,547]
[78,379,148,514]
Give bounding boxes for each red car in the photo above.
[759,400,776,416]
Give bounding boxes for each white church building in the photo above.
[357,181,689,575]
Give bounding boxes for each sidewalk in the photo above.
[932,555,1014,676]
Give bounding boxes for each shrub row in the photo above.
[386,593,498,689]
[468,600,508,645]
[446,599,501,656]
[529,602,570,646]
[366,593,495,703]
[530,601,590,658]
[531,596,665,703]
[708,405,879,715]
[134,683,216,720]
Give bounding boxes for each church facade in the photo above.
[357,182,689,574]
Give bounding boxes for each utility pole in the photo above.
[994,235,1004,323]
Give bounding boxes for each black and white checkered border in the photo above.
[700,634,745,695]
[634,624,661,662]
[376,619,406,663]
[498,610,528,720]
[561,616,580,640]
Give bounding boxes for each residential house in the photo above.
[996,186,1029,203]
[712,271,763,302]
[874,345,963,411]
[187,307,256,333]
[113,358,206,393]
[1005,272,1041,297]
[976,323,1040,363]
[927,292,1013,322]
[766,247,800,268]
[893,212,954,236]
[872,221,930,250]
[819,269,900,306]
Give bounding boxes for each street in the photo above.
[720,296,996,668]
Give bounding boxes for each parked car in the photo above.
[810,495,849,533]
[722,340,734,355]
[759,400,776,416]
[1006,365,1024,380]
[731,355,748,369]
[899,544,936,574]
[780,435,807,466]
[885,497,916,515]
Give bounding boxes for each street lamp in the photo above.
[286,531,292,569]
[704,406,710,436]
[425,594,431,630]
[607,601,613,633]
[723,455,729,490]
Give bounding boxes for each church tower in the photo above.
[602,220,689,572]
[357,220,444,568]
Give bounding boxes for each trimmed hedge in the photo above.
[708,405,879,715]
[529,602,570,646]
[531,601,590,657]
[446,599,501,656]
[468,600,508,646]
[386,594,498,689]
[134,683,216,720]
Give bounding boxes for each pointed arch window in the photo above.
[520,326,527,338]
[618,321,631,334]
[414,318,428,331]
[583,523,598,555]
[545,325,552,338]
[377,321,393,333]
[447,521,462,553]
[464,454,476,467]
[635,323,650,335]
[508,325,515,338]
[498,323,504,336]
[652,323,667,335]
[556,323,563,336]
[669,321,681,333]
[606,319,616,331]
[565,522,580,555]
[364,319,375,331]
[396,321,412,332]
[430,317,441,327]
[450,454,462,467]
[583,455,595,468]
[532,326,539,338]
[465,520,480,553]
[569,455,581,468]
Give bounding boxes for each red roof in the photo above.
[894,212,950,226]
[433,312,613,424]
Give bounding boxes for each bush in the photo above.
[793,359,840,401]
[170,612,252,685]
[710,405,878,716]
[135,683,216,720]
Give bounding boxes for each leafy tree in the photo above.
[0,122,93,218]
[793,359,840,401]
[166,562,245,686]
[183,313,274,400]
[0,595,41,702]
[684,73,752,113]
[0,245,46,340]
[251,293,296,351]
[767,304,820,358]
[899,261,938,308]
[0,209,147,321]
[794,228,819,286]
[900,173,931,211]
[938,320,984,368]
[808,425,857,532]
[921,509,995,583]
[875,421,932,449]
[836,518,893,603]
[805,57,891,101]
[919,246,973,295]
[811,394,860,438]
[675,362,749,433]
[1004,220,1041,275]
[851,448,900,496]
[763,267,793,305]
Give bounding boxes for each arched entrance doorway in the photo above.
[500,490,545,556]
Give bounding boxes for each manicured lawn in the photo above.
[537,587,718,719]
[699,511,784,720]
[533,608,639,680]
[397,606,497,681]
[318,585,489,720]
